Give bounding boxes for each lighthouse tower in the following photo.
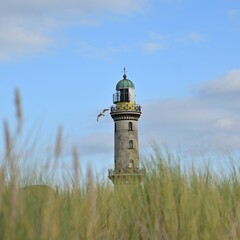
[108,70,144,185]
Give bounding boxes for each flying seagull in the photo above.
[97,108,109,121]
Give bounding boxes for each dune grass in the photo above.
[1,150,240,239]
[1,90,240,239]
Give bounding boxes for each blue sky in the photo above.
[1,0,240,175]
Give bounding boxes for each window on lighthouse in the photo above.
[129,140,133,149]
[129,159,134,168]
[120,89,129,102]
[128,122,133,131]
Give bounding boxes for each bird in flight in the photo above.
[97,108,109,121]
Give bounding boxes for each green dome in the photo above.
[116,74,135,90]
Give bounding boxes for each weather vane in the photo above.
[123,67,127,78]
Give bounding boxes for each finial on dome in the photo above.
[123,67,127,79]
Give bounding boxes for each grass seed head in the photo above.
[3,120,11,159]
[14,89,23,132]
[54,126,63,167]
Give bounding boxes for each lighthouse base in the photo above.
[108,168,145,185]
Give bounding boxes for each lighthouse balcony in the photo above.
[111,104,141,112]
[108,168,145,177]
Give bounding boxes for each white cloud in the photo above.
[149,32,167,41]
[199,69,240,96]
[140,69,240,154]
[0,0,147,60]
[213,118,235,130]
[143,42,166,53]
[176,32,206,43]
[227,9,239,17]
[77,41,128,59]
[0,0,146,20]
[0,26,52,60]
[188,32,205,42]
[142,32,167,53]
[78,133,113,156]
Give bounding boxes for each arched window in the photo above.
[129,140,133,149]
[128,122,133,131]
[129,159,134,168]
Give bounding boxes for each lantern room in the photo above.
[113,73,135,104]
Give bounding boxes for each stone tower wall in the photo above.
[114,119,139,171]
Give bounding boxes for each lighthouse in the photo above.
[108,69,144,185]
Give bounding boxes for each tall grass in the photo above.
[1,90,240,239]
